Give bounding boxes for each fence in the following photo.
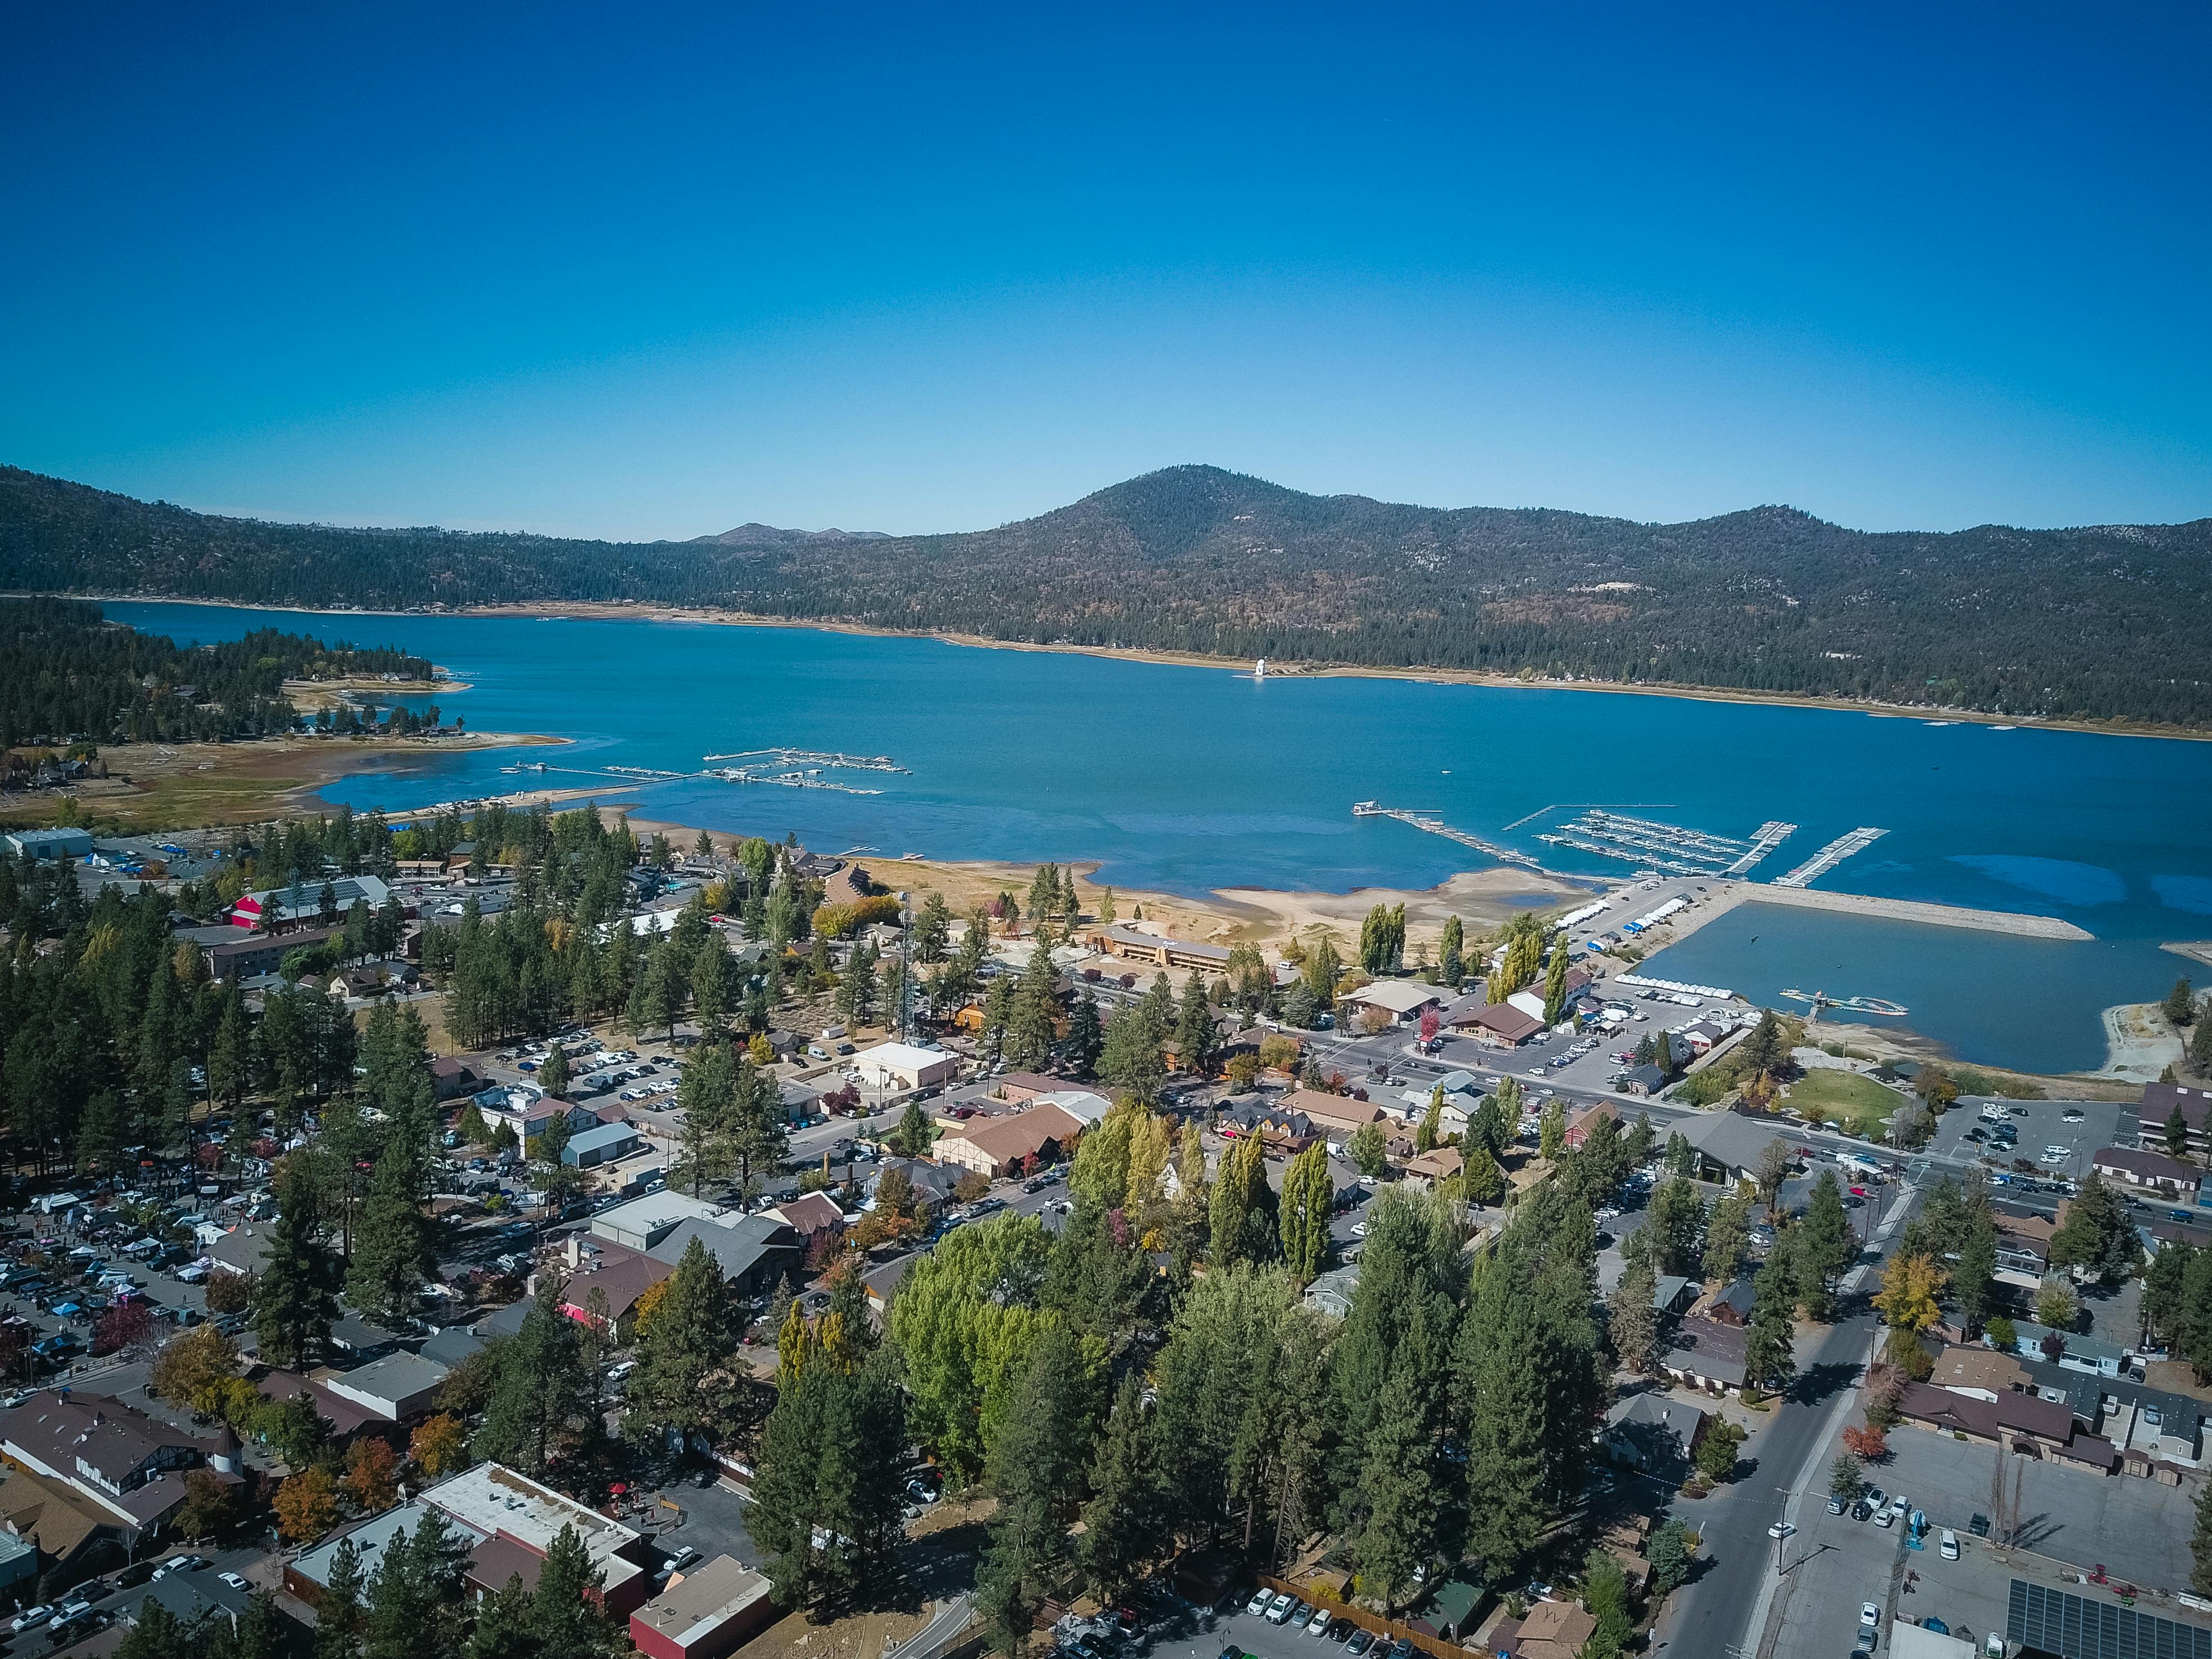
[1252,1574,1476,1659]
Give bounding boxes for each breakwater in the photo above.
[1735,883,2091,941]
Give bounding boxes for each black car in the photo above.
[1968,1512,1991,1537]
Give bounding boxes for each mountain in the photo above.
[4,461,2210,725]
[689,523,890,548]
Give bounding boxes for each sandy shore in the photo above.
[54,590,2212,743]
[2164,941,2212,969]
[2098,1002,2184,1082]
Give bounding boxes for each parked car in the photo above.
[1265,1593,1295,1625]
[10,1607,51,1635]
[1940,1528,1960,1560]
[1344,1633,1375,1658]
[1246,1590,1273,1617]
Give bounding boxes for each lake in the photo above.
[108,602,2212,1075]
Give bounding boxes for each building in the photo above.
[1894,1381,2116,1473]
[1501,1596,1598,1659]
[1023,1087,1113,1124]
[477,1091,597,1146]
[849,1041,959,1093]
[761,1191,847,1243]
[2140,1082,2212,1163]
[199,925,338,983]
[289,1464,658,1615]
[1617,1063,1665,1097]
[1999,1319,2131,1378]
[5,827,93,862]
[861,1253,919,1319]
[1505,965,1591,1026]
[431,1056,489,1101]
[323,1352,451,1422]
[1929,1345,2030,1402]
[2092,1146,2201,1202]
[256,1368,396,1447]
[1279,1090,1383,1141]
[1456,1001,1545,1048]
[645,1215,800,1299]
[562,1122,644,1169]
[548,1236,675,1340]
[0,1392,240,1548]
[230,873,392,930]
[993,1071,1065,1105]
[592,1191,742,1252]
[1659,1316,1749,1397]
[932,1102,1087,1178]
[1087,925,1233,973]
[1676,1111,1789,1185]
[1214,1101,1318,1153]
[629,1555,778,1659]
[1304,1264,1362,1319]
[1402,1146,1465,1189]
[1604,1393,1709,1481]
[1564,1102,1618,1150]
[1342,980,1446,1027]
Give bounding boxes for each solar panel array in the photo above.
[2009,1581,2212,1659]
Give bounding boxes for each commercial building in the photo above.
[1895,1380,2117,1473]
[1341,980,1446,1027]
[2092,1146,2201,1202]
[592,1191,742,1252]
[932,1102,1087,1178]
[230,873,392,930]
[1454,1001,1544,1048]
[4,828,93,862]
[849,1041,959,1093]
[547,1236,674,1340]
[323,1352,451,1422]
[1086,925,1233,973]
[628,1555,777,1659]
[2139,1082,2212,1165]
[1279,1090,1384,1141]
[644,1214,800,1299]
[562,1122,644,1169]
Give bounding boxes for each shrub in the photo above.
[1841,1424,1890,1461]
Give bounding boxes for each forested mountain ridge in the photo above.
[6,461,2212,725]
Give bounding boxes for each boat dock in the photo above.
[701,748,910,773]
[1351,802,1543,870]
[1772,827,1887,888]
[1533,809,1766,877]
[1721,820,1798,876]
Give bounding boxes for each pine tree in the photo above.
[346,1142,430,1328]
[1439,915,1463,986]
[888,1098,932,1159]
[1099,1004,1165,1105]
[537,1042,570,1100]
[1209,1133,1269,1268]
[256,1166,339,1370]
[315,1536,366,1659]
[2193,1476,2212,1597]
[975,1326,1094,1655]
[531,1523,614,1659]
[1744,1247,1799,1395]
[1795,1171,1852,1320]
[1353,1302,1446,1612]
[474,1280,589,1476]
[627,1235,735,1437]
[1174,971,1216,1077]
[1080,1375,1159,1603]
[1063,992,1104,1077]
[1607,1258,1659,1374]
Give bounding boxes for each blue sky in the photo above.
[5,2,2208,539]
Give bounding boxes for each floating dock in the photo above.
[1781,989,1909,1017]
[1772,827,1888,888]
[1721,821,1798,876]
[701,748,910,773]
[1351,802,1543,870]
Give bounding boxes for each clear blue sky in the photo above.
[5,2,2208,539]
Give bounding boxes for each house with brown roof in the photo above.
[763,1191,847,1242]
[1457,1001,1545,1048]
[932,1102,1086,1178]
[2092,1146,2200,1201]
[1930,1344,2031,1402]
[1660,1315,1749,1397]
[0,1392,240,1547]
[1403,1146,1465,1189]
[1501,1596,1598,1659]
[544,1236,676,1341]
[1564,1101,1618,1150]
[1279,1090,1383,1140]
[1896,1380,2117,1473]
[2142,1082,2212,1162]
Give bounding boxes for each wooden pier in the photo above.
[1350,802,1543,870]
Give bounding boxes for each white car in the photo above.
[1265,1592,1295,1625]
[1247,1590,1273,1617]
[1860,1600,1881,1634]
[220,1572,250,1591]
[1766,1521,1795,1540]
[2062,1108,2085,1122]
[1939,1528,1959,1560]
[10,1606,51,1635]
[1305,1606,1333,1636]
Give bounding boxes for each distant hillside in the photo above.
[5,462,2211,725]
[691,523,891,548]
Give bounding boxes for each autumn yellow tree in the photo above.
[274,1465,339,1543]
[632,1278,671,1337]
[409,1414,468,1478]
[147,1325,240,1417]
[1872,1252,1947,1376]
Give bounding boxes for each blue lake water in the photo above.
[110,602,2212,1075]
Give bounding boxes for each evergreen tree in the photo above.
[316,1536,366,1659]
[1704,1189,1753,1285]
[1438,915,1464,985]
[2194,1479,2212,1598]
[1607,1258,1659,1374]
[1795,1171,1852,1320]
[1209,1133,1270,1268]
[1099,1004,1165,1105]
[2050,1173,2144,1284]
[256,1165,341,1370]
[2169,976,2198,1026]
[474,1280,590,1476]
[536,1042,570,1100]
[888,1098,933,1159]
[531,1523,615,1659]
[1952,1210,1999,1338]
[1468,1092,1508,1160]
[346,1142,431,1329]
[975,1326,1094,1655]
[1174,971,1216,1078]
[1353,1299,1447,1612]
[1744,1247,1800,1395]
[1080,1375,1160,1603]
[1416,1085,1443,1153]
[626,1235,736,1437]
[1063,992,1104,1077]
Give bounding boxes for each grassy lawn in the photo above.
[1781,1067,1907,1135]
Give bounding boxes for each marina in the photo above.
[1533,808,1783,877]
[1721,820,1798,876]
[1781,989,1910,1016]
[699,747,910,773]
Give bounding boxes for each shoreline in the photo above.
[58,589,2212,745]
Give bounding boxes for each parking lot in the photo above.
[1770,1415,2209,1657]
[1925,1093,2143,1214]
